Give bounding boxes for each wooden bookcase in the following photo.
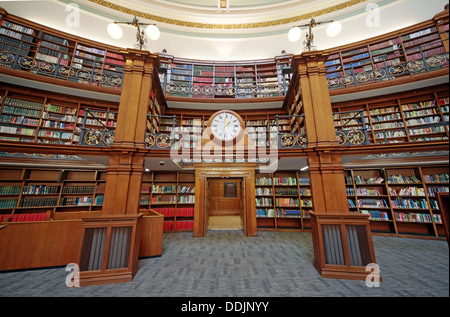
[345,165,449,238]
[162,55,292,99]
[255,170,312,231]
[140,171,195,232]
[324,15,449,89]
[332,84,449,145]
[0,84,119,145]
[0,8,125,90]
[0,167,106,221]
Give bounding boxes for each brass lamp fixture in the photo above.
[288,18,342,51]
[107,16,160,50]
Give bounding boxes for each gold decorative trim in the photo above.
[87,0,368,29]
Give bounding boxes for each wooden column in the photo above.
[77,50,159,286]
[294,51,379,281]
[102,49,156,215]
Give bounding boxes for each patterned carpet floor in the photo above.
[0,230,448,298]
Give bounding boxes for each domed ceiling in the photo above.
[1,0,448,60]
[77,0,370,34]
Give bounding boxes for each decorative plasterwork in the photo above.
[82,0,371,30]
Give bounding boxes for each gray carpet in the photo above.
[0,231,448,298]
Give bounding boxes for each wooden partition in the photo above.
[0,214,163,272]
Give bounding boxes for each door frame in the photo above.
[193,163,257,237]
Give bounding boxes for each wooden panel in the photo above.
[0,220,82,271]
[139,211,164,257]
[208,178,241,216]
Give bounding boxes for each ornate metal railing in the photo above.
[335,110,371,146]
[275,115,308,149]
[165,82,286,99]
[144,115,177,149]
[327,50,449,90]
[78,109,117,146]
[0,44,123,89]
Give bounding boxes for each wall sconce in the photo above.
[288,18,342,51]
[107,16,160,50]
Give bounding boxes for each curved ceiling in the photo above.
[77,0,372,33]
[1,0,448,60]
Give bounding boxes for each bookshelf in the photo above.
[163,55,292,99]
[0,84,119,145]
[0,8,125,90]
[140,171,195,232]
[255,170,312,231]
[345,165,449,238]
[332,84,449,145]
[324,18,448,89]
[0,167,107,221]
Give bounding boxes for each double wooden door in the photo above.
[207,178,242,216]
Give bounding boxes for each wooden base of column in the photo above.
[77,213,143,287]
[310,212,381,281]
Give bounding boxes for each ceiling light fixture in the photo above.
[107,16,160,50]
[288,18,341,51]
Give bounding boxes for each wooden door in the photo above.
[208,178,241,216]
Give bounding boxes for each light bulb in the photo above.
[107,23,123,40]
[146,24,160,40]
[326,21,342,37]
[288,26,302,42]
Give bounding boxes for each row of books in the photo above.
[0,198,18,208]
[23,185,60,195]
[178,195,195,204]
[60,196,94,206]
[6,212,47,222]
[256,188,272,195]
[37,130,73,140]
[391,198,428,209]
[19,197,58,207]
[162,220,195,231]
[0,114,39,126]
[389,186,425,196]
[0,125,36,136]
[426,186,449,196]
[371,113,402,122]
[394,212,439,223]
[274,187,298,196]
[2,97,43,110]
[0,36,32,54]
[361,210,390,221]
[61,185,95,194]
[406,116,441,126]
[408,126,446,135]
[42,112,77,123]
[45,104,77,114]
[353,176,384,184]
[0,26,34,42]
[357,198,389,208]
[273,177,297,186]
[276,209,301,218]
[387,174,421,184]
[151,185,177,194]
[2,105,41,118]
[256,197,272,206]
[275,198,299,207]
[0,186,22,195]
[356,188,382,196]
[151,207,194,217]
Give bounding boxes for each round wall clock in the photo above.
[207,110,244,142]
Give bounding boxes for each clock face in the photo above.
[210,111,242,141]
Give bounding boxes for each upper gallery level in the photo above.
[0,7,448,102]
